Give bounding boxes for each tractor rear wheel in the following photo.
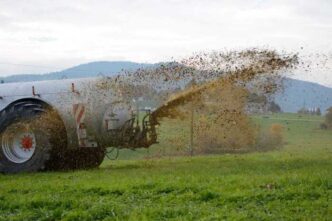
[0,101,67,173]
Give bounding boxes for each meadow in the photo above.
[0,113,331,220]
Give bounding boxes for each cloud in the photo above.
[28,36,58,43]
[0,0,331,85]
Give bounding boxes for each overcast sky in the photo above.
[0,0,331,85]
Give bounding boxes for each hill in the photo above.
[0,61,152,83]
[275,78,332,113]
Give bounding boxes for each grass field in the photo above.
[0,113,331,220]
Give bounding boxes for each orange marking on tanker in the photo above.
[73,104,86,124]
[76,106,85,125]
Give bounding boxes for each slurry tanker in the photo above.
[0,50,296,174]
[0,78,158,173]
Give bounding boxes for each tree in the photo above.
[325,107,332,129]
[316,108,321,116]
[298,107,308,115]
[248,93,267,104]
[268,101,282,113]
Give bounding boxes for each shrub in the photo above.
[255,124,284,151]
[320,123,328,130]
[269,124,284,141]
[325,107,332,129]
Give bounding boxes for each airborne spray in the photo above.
[85,48,298,155]
[150,49,298,154]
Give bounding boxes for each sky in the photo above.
[0,0,331,86]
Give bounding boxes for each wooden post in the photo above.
[189,102,194,156]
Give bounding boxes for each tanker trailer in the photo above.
[0,78,158,173]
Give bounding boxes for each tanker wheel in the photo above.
[62,147,106,170]
[0,101,67,173]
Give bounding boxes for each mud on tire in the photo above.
[0,101,67,173]
[50,147,106,171]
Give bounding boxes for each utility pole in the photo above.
[189,102,194,156]
[187,79,196,157]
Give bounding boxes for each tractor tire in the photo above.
[63,147,106,170]
[0,101,67,173]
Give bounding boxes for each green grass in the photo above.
[0,113,331,220]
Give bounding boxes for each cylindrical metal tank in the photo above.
[0,77,156,173]
[0,77,132,148]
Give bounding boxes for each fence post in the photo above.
[189,102,194,156]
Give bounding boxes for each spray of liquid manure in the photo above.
[81,48,298,154]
